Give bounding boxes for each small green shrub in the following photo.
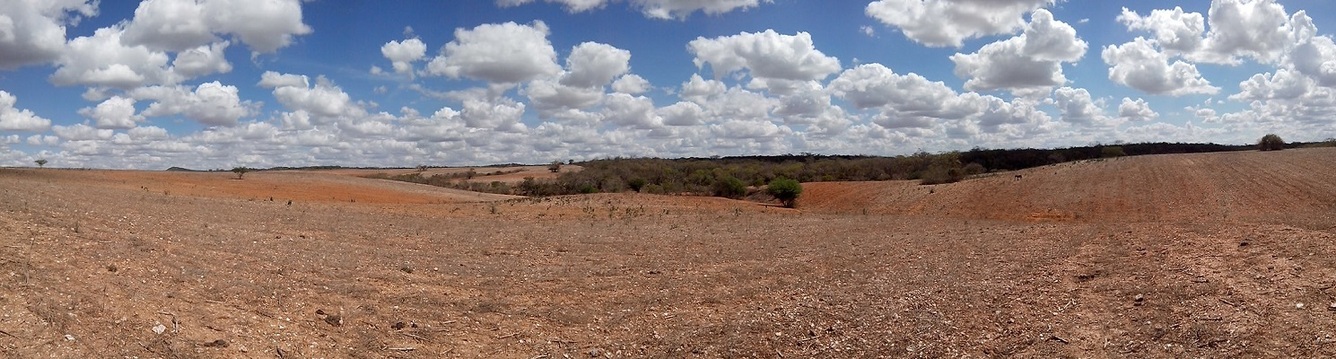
[767,178,802,208]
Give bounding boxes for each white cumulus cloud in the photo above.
[688,30,841,84]
[561,42,631,88]
[381,37,426,76]
[0,0,97,69]
[79,96,144,129]
[1118,97,1159,122]
[865,0,1052,48]
[1102,37,1219,96]
[611,74,652,94]
[497,0,770,20]
[133,81,255,126]
[425,21,560,84]
[949,9,1087,94]
[0,91,53,131]
[121,0,312,54]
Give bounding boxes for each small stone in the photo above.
[1134,294,1145,302]
[203,339,229,348]
[63,334,75,341]
[392,321,406,330]
[588,348,603,357]
[324,314,343,327]
[1297,303,1306,309]
[1328,303,1336,311]
[152,323,167,335]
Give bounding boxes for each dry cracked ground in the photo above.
[2,148,1336,358]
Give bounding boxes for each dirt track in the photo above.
[2,148,1335,358]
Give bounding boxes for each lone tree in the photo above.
[767,177,803,208]
[34,159,47,168]
[548,160,562,173]
[1258,134,1286,151]
[231,166,250,179]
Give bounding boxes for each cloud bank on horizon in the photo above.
[1,0,1335,169]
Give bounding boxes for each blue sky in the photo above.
[2,0,1335,169]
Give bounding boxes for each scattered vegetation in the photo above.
[369,142,1276,202]
[1258,134,1286,151]
[767,178,802,208]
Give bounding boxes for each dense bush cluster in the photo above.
[1258,134,1286,151]
[538,152,984,197]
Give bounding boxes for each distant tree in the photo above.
[231,167,250,179]
[1258,134,1286,151]
[767,177,803,208]
[416,164,428,173]
[34,159,47,168]
[549,161,562,173]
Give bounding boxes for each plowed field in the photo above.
[1,148,1335,358]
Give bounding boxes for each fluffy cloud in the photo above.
[497,0,770,20]
[79,96,143,129]
[829,63,981,120]
[425,21,560,84]
[865,0,1052,47]
[688,30,841,84]
[602,93,660,129]
[1118,98,1159,122]
[262,74,357,119]
[611,74,651,94]
[172,41,232,78]
[949,9,1087,94]
[1291,35,1336,87]
[658,101,706,126]
[561,42,631,88]
[0,0,97,69]
[1051,87,1112,126]
[0,91,53,131]
[51,27,177,88]
[121,0,312,54]
[52,123,113,141]
[1117,6,1206,56]
[133,82,254,126]
[1102,37,1219,96]
[460,95,527,131]
[1118,0,1309,65]
[257,71,308,88]
[1197,0,1295,64]
[381,37,426,75]
[523,78,603,117]
[1231,68,1311,101]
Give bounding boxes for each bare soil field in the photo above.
[2,148,1336,358]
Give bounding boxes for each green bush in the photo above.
[712,175,747,198]
[1101,146,1126,158]
[1258,134,1286,151]
[767,177,802,208]
[627,178,647,192]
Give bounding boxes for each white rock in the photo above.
[152,323,167,335]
